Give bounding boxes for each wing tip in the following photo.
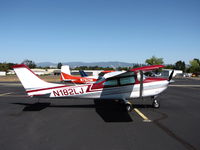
[12,64,28,69]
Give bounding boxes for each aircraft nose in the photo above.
[163,80,170,88]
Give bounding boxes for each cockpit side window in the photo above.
[102,71,136,87]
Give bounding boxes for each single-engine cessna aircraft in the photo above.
[13,64,173,111]
[60,65,115,84]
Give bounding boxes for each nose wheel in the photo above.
[152,96,160,108]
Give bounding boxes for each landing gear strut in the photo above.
[152,96,160,108]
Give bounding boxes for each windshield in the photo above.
[95,77,105,84]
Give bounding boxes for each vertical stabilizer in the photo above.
[61,65,71,75]
[13,64,63,91]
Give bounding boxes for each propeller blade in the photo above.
[168,70,174,81]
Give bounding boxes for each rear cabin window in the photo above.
[103,79,118,86]
[120,76,135,85]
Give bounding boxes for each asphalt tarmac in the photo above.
[0,78,199,150]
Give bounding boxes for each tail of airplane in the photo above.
[79,70,88,77]
[60,65,73,81]
[61,65,71,75]
[13,64,63,95]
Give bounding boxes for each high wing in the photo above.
[103,65,165,79]
[130,65,165,72]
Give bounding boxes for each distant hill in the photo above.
[36,62,57,67]
[37,61,135,68]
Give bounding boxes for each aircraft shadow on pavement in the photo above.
[12,100,133,122]
[12,102,95,111]
[13,102,51,111]
[132,104,153,108]
[94,100,133,122]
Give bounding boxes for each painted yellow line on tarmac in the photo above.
[133,108,152,122]
[129,101,152,122]
[0,92,12,96]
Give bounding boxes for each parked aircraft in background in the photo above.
[60,65,99,84]
[13,64,173,111]
[60,65,115,84]
[79,70,115,77]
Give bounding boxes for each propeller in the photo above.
[168,70,174,81]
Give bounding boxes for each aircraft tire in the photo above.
[126,104,133,112]
[152,101,160,108]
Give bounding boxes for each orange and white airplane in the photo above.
[60,65,115,84]
[13,64,173,111]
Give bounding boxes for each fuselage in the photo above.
[27,76,169,100]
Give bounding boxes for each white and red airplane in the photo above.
[13,64,173,111]
[60,65,115,84]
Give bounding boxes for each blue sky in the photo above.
[0,0,200,64]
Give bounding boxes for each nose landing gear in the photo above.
[152,96,160,108]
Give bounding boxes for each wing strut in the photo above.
[139,70,143,98]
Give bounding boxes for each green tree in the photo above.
[57,62,62,69]
[0,62,18,72]
[145,56,164,65]
[22,59,36,68]
[116,67,129,71]
[7,63,16,69]
[189,59,200,73]
[132,63,144,68]
[175,61,186,72]
[165,64,175,69]
[0,63,9,71]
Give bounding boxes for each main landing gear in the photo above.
[152,96,160,108]
[123,99,133,112]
